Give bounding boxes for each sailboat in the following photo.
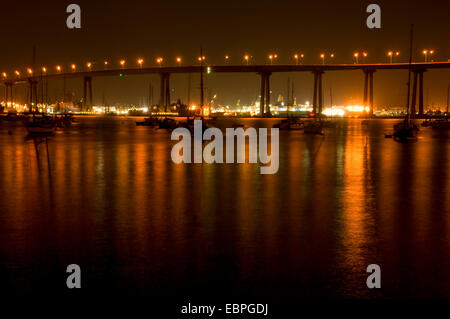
[25,115,57,134]
[304,119,324,135]
[392,25,419,143]
[24,47,57,135]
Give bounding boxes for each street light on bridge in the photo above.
[423,49,434,62]
[156,57,163,66]
[362,51,368,63]
[137,58,144,68]
[268,54,278,65]
[320,53,325,65]
[224,55,229,62]
[71,64,76,72]
[56,65,62,72]
[387,51,393,63]
[27,68,33,75]
[42,67,47,74]
[176,57,182,66]
[120,60,126,68]
[14,70,20,78]
[2,72,7,79]
[353,52,359,64]
[86,62,92,70]
[244,54,250,65]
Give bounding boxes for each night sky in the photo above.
[1,0,449,107]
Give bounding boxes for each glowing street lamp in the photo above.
[225,55,229,62]
[268,54,274,65]
[42,67,47,73]
[244,54,250,65]
[14,70,20,78]
[71,64,76,72]
[156,57,163,66]
[294,54,299,65]
[423,50,428,62]
[137,58,144,68]
[120,60,126,68]
[86,62,92,70]
[2,72,7,79]
[362,51,368,63]
[330,53,335,62]
[353,52,359,64]
[197,56,206,63]
[56,65,62,72]
[387,51,393,63]
[430,50,435,62]
[320,53,325,65]
[176,57,182,66]
[27,68,33,75]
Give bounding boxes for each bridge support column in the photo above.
[265,72,271,116]
[363,70,375,116]
[5,82,13,106]
[83,76,93,111]
[165,74,170,112]
[418,70,425,117]
[259,73,266,116]
[159,73,170,112]
[363,71,369,106]
[258,72,271,117]
[28,79,38,112]
[369,71,374,116]
[312,71,323,116]
[411,71,418,117]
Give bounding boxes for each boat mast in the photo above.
[447,84,449,114]
[200,47,204,119]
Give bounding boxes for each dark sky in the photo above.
[1,0,449,107]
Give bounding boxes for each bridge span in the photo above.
[2,62,450,116]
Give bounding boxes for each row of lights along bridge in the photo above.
[1,49,437,79]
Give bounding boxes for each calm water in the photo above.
[0,117,449,299]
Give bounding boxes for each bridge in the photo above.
[2,62,450,116]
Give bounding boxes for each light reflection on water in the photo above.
[0,117,449,298]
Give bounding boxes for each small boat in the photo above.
[3,110,23,122]
[24,116,57,135]
[421,119,432,127]
[136,117,159,127]
[430,119,450,129]
[176,117,211,134]
[158,117,177,130]
[56,114,73,128]
[273,118,304,130]
[393,120,419,143]
[304,120,324,135]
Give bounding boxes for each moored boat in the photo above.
[25,116,57,135]
[430,119,450,129]
[393,120,419,142]
[304,120,324,135]
[273,118,304,130]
